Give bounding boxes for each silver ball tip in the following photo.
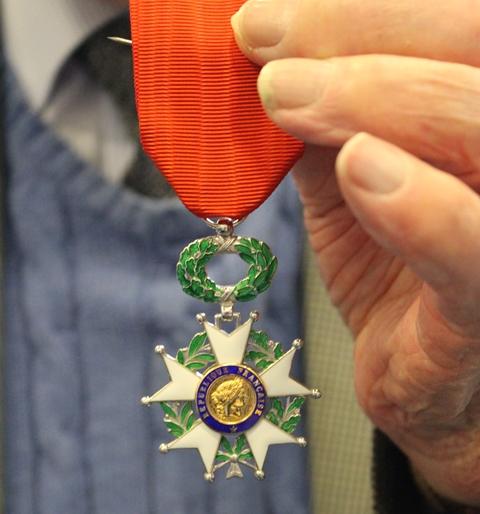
[196,313,207,324]
[255,470,265,480]
[204,472,215,482]
[297,437,307,448]
[292,338,304,349]
[249,311,260,321]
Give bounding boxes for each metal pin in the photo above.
[107,36,132,47]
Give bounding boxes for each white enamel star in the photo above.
[142,313,320,480]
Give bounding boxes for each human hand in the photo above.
[231,0,480,506]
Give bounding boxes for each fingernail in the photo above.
[258,60,331,111]
[337,133,407,194]
[231,0,298,50]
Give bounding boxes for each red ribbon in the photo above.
[130,0,304,219]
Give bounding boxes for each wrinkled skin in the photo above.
[231,0,480,505]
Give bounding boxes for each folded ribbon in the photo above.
[130,0,304,219]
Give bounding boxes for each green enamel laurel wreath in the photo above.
[176,236,278,302]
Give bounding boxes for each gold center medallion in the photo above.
[207,374,257,425]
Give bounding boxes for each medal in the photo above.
[129,0,321,481]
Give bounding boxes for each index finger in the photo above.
[231,0,480,66]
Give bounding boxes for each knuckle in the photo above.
[406,65,480,170]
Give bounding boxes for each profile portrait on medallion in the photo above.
[196,365,266,433]
[208,374,256,423]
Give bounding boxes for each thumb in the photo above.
[336,133,480,333]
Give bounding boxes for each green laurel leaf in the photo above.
[250,331,269,351]
[200,238,211,251]
[266,412,280,426]
[176,349,185,365]
[220,437,233,454]
[256,359,272,370]
[239,451,254,462]
[233,238,277,301]
[180,403,192,424]
[281,415,301,434]
[272,398,285,419]
[264,258,278,286]
[235,243,252,255]
[176,237,221,302]
[165,421,184,438]
[215,454,231,463]
[256,252,267,268]
[194,353,216,362]
[238,252,256,265]
[160,402,176,419]
[273,342,284,359]
[185,412,196,432]
[251,238,261,251]
[234,286,256,302]
[245,350,267,361]
[287,397,305,414]
[186,362,207,371]
[265,396,307,435]
[235,435,247,454]
[175,332,215,372]
[188,332,208,357]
